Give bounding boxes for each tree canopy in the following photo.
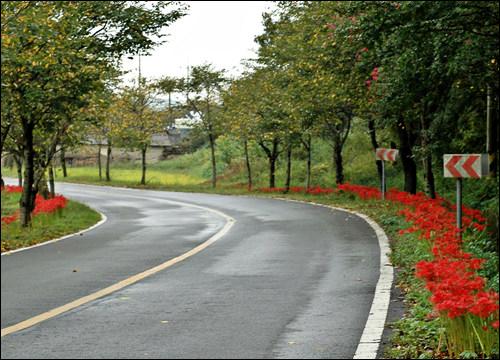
[1,1,188,225]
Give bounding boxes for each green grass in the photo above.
[50,165,204,187]
[1,191,102,253]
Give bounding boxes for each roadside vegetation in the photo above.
[1,185,102,252]
[2,132,499,359]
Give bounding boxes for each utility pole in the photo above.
[486,85,497,177]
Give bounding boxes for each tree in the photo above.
[220,74,256,188]
[330,1,499,194]
[248,67,289,189]
[84,86,120,181]
[157,75,181,127]
[179,63,227,187]
[255,2,371,186]
[114,78,167,185]
[1,1,188,226]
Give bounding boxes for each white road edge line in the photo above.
[1,196,235,338]
[1,212,108,256]
[273,198,393,359]
[343,209,393,360]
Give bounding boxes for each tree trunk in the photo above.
[209,133,217,187]
[300,134,312,190]
[396,120,418,194]
[269,156,276,189]
[326,112,351,186]
[0,121,13,188]
[19,122,36,228]
[141,146,147,185]
[98,144,102,180]
[423,157,435,198]
[421,103,435,198]
[36,167,49,200]
[106,143,112,182]
[48,164,55,198]
[486,85,497,177]
[15,155,23,187]
[333,142,344,185]
[368,118,383,188]
[244,139,252,188]
[284,144,292,193]
[259,137,281,189]
[60,146,67,178]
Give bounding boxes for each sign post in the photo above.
[456,177,462,232]
[443,154,489,235]
[376,148,399,199]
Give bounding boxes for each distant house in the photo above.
[61,117,197,166]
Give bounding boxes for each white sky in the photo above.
[120,1,274,84]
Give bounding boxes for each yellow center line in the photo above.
[1,196,234,338]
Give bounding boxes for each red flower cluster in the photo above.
[381,188,498,328]
[1,185,23,193]
[33,194,69,215]
[289,186,335,194]
[415,257,498,319]
[1,213,18,225]
[235,184,338,195]
[1,186,69,225]
[336,181,381,199]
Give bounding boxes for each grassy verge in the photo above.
[1,190,102,253]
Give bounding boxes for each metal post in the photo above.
[456,178,462,237]
[486,85,497,177]
[381,161,386,200]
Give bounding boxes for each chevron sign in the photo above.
[376,148,399,162]
[443,154,489,178]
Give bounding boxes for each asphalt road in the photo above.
[1,181,388,359]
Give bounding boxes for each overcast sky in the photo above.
[120,1,274,84]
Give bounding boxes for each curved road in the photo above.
[1,182,390,359]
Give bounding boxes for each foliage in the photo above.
[329,1,499,193]
[177,63,227,187]
[112,78,168,185]
[1,0,188,225]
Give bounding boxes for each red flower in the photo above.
[2,192,69,225]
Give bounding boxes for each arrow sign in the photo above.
[376,148,398,162]
[443,154,489,178]
[386,149,397,162]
